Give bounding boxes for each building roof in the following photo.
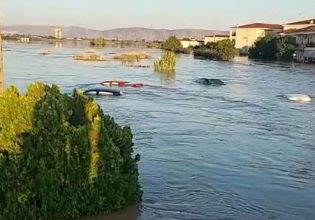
[232,23,283,29]
[180,38,197,41]
[285,18,315,25]
[285,25,315,35]
[205,34,229,37]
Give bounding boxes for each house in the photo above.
[204,34,230,44]
[19,37,30,43]
[286,26,315,63]
[283,18,315,31]
[231,23,283,50]
[180,38,202,48]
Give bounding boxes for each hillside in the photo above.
[3,25,229,41]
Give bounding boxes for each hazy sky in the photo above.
[1,0,315,30]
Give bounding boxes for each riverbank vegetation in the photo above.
[147,41,162,49]
[154,51,177,72]
[90,38,107,47]
[0,83,141,219]
[162,36,183,52]
[248,34,296,61]
[74,51,106,61]
[194,39,236,61]
[114,53,150,62]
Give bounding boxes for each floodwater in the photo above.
[3,42,315,220]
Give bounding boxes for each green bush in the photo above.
[194,39,235,61]
[0,83,141,220]
[162,36,183,52]
[248,34,296,61]
[154,51,177,73]
[90,38,107,47]
[248,34,277,60]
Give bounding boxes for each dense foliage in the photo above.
[194,39,236,61]
[248,34,296,61]
[90,38,107,47]
[154,51,177,73]
[162,36,183,52]
[0,83,141,220]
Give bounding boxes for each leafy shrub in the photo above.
[176,48,193,54]
[154,51,177,73]
[146,41,162,49]
[248,34,296,61]
[90,38,107,47]
[162,36,183,52]
[0,83,141,220]
[194,39,235,61]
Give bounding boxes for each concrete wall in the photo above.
[234,28,266,49]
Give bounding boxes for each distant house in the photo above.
[204,34,230,44]
[283,18,315,31]
[180,38,202,48]
[285,25,315,63]
[231,23,283,50]
[19,37,30,43]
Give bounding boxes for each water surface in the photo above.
[3,42,315,220]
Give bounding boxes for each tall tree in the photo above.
[0,22,4,95]
[162,36,182,52]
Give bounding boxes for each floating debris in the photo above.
[40,50,51,55]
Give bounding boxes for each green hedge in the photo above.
[194,39,236,61]
[0,83,141,220]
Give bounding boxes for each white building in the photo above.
[286,25,315,63]
[230,23,283,50]
[180,38,202,48]
[204,34,230,44]
[53,28,63,39]
[283,18,315,31]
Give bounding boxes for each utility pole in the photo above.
[0,21,3,95]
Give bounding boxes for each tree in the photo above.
[216,39,236,61]
[90,38,107,47]
[193,39,236,61]
[248,34,296,61]
[0,83,141,219]
[276,36,296,61]
[162,36,182,52]
[248,34,277,60]
[0,24,3,95]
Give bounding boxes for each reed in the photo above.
[154,51,177,72]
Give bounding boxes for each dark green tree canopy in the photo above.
[90,38,107,47]
[162,36,183,52]
[0,83,141,220]
[248,34,296,61]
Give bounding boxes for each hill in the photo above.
[3,25,229,41]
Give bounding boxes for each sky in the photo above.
[1,0,315,30]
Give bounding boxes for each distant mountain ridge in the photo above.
[3,25,229,41]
